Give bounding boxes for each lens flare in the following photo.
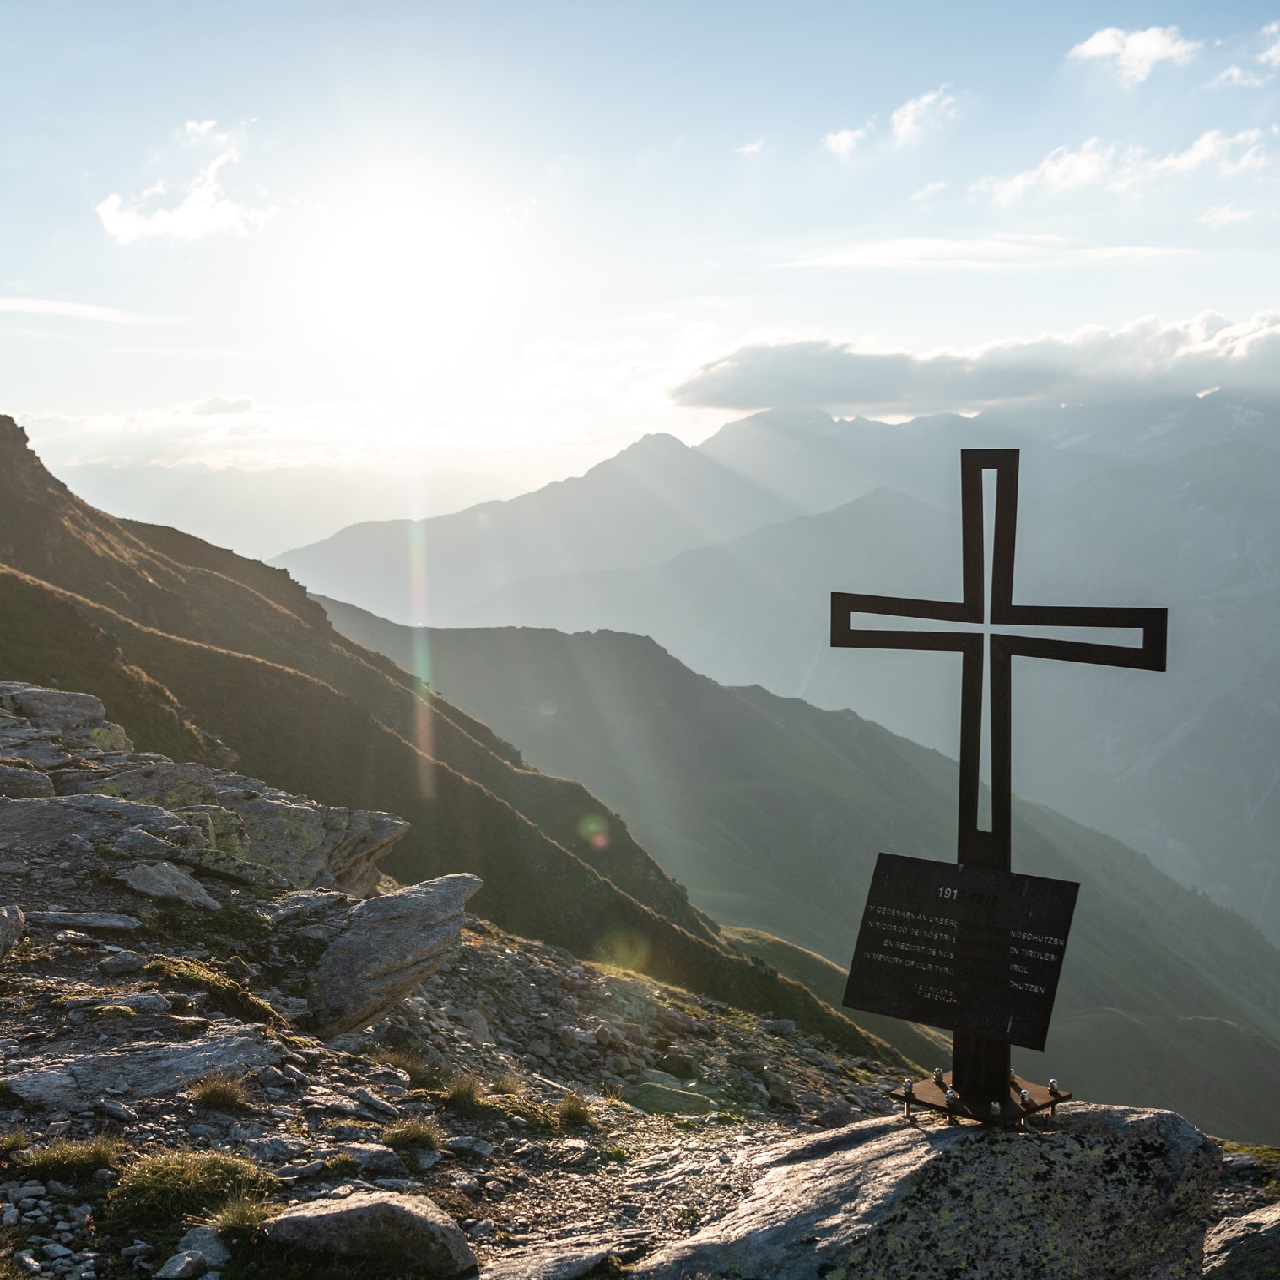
[577,813,610,850]
[596,929,651,972]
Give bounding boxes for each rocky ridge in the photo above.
[0,683,1275,1279]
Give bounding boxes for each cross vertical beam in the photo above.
[831,449,1167,1107]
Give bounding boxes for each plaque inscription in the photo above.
[843,852,1078,1051]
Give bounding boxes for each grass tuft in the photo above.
[322,1152,360,1177]
[381,1117,444,1154]
[490,1070,524,1096]
[104,1150,277,1229]
[556,1092,593,1129]
[0,1127,29,1157]
[442,1073,487,1117]
[188,1072,252,1112]
[19,1136,121,1180]
[211,1193,271,1246]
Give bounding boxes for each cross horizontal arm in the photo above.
[992,603,1168,672]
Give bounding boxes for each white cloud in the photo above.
[672,312,1280,414]
[822,123,873,159]
[1210,64,1269,88]
[977,130,1265,204]
[787,234,1181,271]
[891,86,957,146]
[1068,26,1202,85]
[1260,20,1280,66]
[191,395,255,415]
[1199,203,1255,226]
[96,125,276,245]
[909,181,948,202]
[0,296,150,324]
[736,138,764,156]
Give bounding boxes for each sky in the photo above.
[5,1,1280,513]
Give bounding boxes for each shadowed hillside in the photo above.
[0,416,910,1064]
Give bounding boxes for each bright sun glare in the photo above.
[291,171,524,395]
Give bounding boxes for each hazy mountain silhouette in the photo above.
[272,432,800,624]
[452,433,1280,947]
[318,601,1280,1143]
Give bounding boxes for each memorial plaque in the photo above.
[843,852,1078,1052]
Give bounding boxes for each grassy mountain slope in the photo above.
[0,417,910,1065]
[318,602,1280,1142]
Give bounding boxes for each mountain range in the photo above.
[4,410,1280,1142]
[274,395,1280,949]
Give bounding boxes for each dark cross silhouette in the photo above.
[831,449,1167,1104]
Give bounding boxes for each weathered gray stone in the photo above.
[0,686,107,733]
[630,1106,1219,1280]
[120,860,220,910]
[0,765,53,799]
[97,950,146,976]
[26,911,141,931]
[309,873,482,1036]
[480,1234,653,1280]
[4,1024,278,1109]
[1204,1200,1280,1276]
[176,1227,231,1268]
[0,904,24,955]
[621,1082,713,1115]
[337,1142,410,1176]
[265,1191,476,1275]
[155,1251,207,1279]
[0,794,201,855]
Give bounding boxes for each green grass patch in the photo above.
[381,1117,444,1154]
[144,955,280,1024]
[490,1070,524,1096]
[441,1073,487,1117]
[211,1193,272,1247]
[96,1003,137,1019]
[188,1072,252,1112]
[599,1143,628,1162]
[556,1092,593,1129]
[0,1127,29,1157]
[104,1150,278,1230]
[322,1153,360,1177]
[19,1136,121,1181]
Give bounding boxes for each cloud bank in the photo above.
[671,313,1280,414]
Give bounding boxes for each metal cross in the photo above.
[831,448,1167,1100]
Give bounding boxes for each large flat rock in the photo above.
[631,1105,1219,1280]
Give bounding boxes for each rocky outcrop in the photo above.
[307,873,483,1036]
[264,1191,477,1275]
[3,1024,279,1110]
[0,902,23,954]
[630,1105,1220,1280]
[0,682,408,895]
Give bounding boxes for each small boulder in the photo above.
[265,1191,476,1275]
[0,764,53,799]
[308,873,482,1036]
[1204,1200,1280,1276]
[621,1082,713,1115]
[120,860,219,910]
[0,904,24,956]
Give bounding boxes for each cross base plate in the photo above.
[888,1071,1071,1125]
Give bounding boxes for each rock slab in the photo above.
[309,873,483,1036]
[631,1105,1220,1280]
[266,1190,476,1275]
[1204,1200,1280,1277]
